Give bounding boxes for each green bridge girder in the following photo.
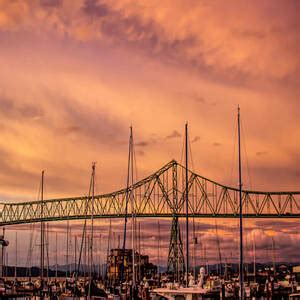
[0,160,300,226]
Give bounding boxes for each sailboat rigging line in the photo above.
[15,231,17,279]
[25,223,35,278]
[98,234,101,278]
[241,120,253,190]
[272,236,276,275]
[229,119,238,187]
[55,232,58,280]
[157,220,160,276]
[89,163,96,282]
[185,123,189,286]
[74,235,77,277]
[106,220,112,284]
[131,128,136,288]
[121,126,133,284]
[252,231,256,283]
[66,220,69,279]
[215,220,223,275]
[75,164,94,280]
[188,133,195,172]
[133,133,139,185]
[192,216,196,278]
[40,170,45,282]
[238,106,244,299]
[46,223,50,279]
[138,221,141,283]
[26,186,39,278]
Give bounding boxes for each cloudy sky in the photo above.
[1,0,300,267]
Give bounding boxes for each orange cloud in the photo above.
[0,0,299,266]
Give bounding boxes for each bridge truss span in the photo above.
[0,160,300,226]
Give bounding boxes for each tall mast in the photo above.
[106,220,112,282]
[138,222,141,283]
[203,244,208,275]
[98,234,101,278]
[68,227,71,277]
[55,232,58,280]
[88,163,96,298]
[192,218,196,279]
[185,123,189,286]
[215,221,222,275]
[28,224,33,279]
[66,220,69,279]
[75,164,94,284]
[15,231,17,279]
[272,237,276,275]
[40,170,45,281]
[130,127,136,289]
[75,235,77,277]
[252,231,256,283]
[46,223,49,280]
[238,106,244,299]
[90,163,96,271]
[84,225,87,280]
[157,220,160,276]
[121,126,134,284]
[90,162,96,276]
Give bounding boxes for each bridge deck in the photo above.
[1,160,299,225]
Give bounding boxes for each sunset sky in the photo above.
[0,0,300,267]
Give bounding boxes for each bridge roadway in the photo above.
[0,160,299,226]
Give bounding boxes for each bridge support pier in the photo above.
[167,216,185,281]
[167,162,185,281]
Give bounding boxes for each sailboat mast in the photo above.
[15,231,17,279]
[272,237,276,275]
[238,106,244,299]
[88,163,96,298]
[98,234,101,278]
[252,231,256,283]
[106,219,112,283]
[84,224,87,280]
[46,223,49,280]
[90,163,96,273]
[192,218,196,279]
[75,235,77,277]
[28,224,33,279]
[157,220,160,276]
[215,221,222,275]
[40,170,45,281]
[55,232,58,280]
[66,220,69,279]
[185,123,189,285]
[121,126,133,283]
[130,127,136,289]
[138,222,141,283]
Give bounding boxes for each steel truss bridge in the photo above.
[0,160,300,226]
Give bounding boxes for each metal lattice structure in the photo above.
[0,160,300,226]
[167,163,185,277]
[167,216,185,277]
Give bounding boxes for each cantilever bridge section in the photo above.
[0,160,300,226]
